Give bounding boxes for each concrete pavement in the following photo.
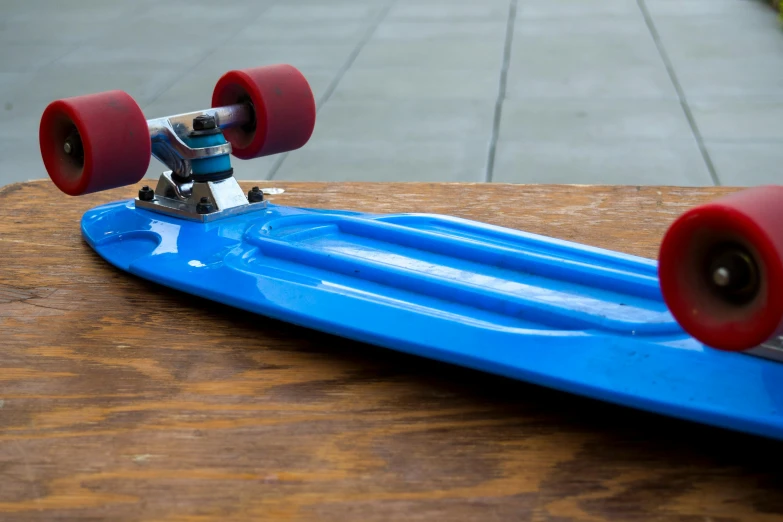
[1,0,781,187]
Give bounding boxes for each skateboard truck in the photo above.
[136,103,264,222]
[749,335,783,362]
[39,63,316,222]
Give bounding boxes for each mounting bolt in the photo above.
[196,196,215,214]
[138,185,155,201]
[248,186,264,203]
[192,115,217,131]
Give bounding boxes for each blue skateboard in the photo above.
[39,65,783,440]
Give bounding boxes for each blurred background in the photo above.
[1,0,781,188]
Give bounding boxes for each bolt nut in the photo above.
[196,196,215,214]
[63,129,84,163]
[192,115,217,131]
[248,186,264,203]
[138,185,155,201]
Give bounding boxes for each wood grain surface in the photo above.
[1,179,782,522]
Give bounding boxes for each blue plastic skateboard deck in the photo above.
[80,196,783,441]
[38,64,783,442]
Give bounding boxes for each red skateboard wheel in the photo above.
[39,90,151,196]
[211,64,316,160]
[658,185,783,351]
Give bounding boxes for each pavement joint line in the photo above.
[485,0,518,183]
[267,0,397,181]
[636,0,721,186]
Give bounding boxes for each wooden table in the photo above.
[2,180,781,521]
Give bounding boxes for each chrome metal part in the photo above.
[154,171,194,200]
[712,267,730,287]
[169,103,253,132]
[134,171,266,223]
[747,336,783,363]
[135,103,263,222]
[146,103,252,178]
